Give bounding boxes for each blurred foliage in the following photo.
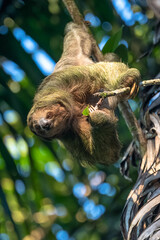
[102,26,123,53]
[0,0,160,240]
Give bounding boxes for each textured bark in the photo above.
[121,110,160,240]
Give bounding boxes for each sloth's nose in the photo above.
[39,118,51,131]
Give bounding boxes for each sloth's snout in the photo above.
[39,118,52,131]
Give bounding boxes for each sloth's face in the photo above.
[27,104,70,140]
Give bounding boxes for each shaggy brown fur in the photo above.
[27,22,140,166]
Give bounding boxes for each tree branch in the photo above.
[62,0,146,156]
[93,87,130,98]
[62,0,83,25]
[118,101,146,154]
[94,79,160,98]
[140,78,160,86]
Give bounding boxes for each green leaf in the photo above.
[102,27,123,54]
[82,106,90,116]
[115,44,128,63]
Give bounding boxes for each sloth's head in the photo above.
[27,104,72,140]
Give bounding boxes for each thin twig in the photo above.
[62,0,146,156]
[140,79,160,87]
[94,87,130,98]
[94,79,160,98]
[118,102,146,155]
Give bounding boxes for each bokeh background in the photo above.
[0,0,159,239]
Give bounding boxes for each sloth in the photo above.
[27,22,140,166]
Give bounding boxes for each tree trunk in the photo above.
[121,86,160,239]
